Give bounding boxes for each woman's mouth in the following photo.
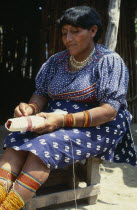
[67,44,76,49]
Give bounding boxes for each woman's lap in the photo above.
[3,99,137,169]
[4,118,136,169]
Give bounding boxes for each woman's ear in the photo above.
[90,25,98,38]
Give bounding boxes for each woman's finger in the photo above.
[36,112,47,118]
[14,106,23,117]
[19,103,28,116]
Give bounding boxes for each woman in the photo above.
[0,6,136,209]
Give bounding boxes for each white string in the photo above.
[62,130,78,209]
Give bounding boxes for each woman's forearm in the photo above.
[65,103,117,127]
[28,94,48,113]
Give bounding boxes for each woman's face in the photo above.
[61,25,97,60]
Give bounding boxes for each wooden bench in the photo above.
[23,157,101,210]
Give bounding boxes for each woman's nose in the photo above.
[66,32,72,42]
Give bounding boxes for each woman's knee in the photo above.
[0,147,28,170]
[22,152,50,183]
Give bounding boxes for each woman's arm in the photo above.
[73,103,117,127]
[14,94,48,117]
[32,103,117,134]
[28,94,48,113]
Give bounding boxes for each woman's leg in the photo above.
[14,152,50,202]
[0,147,28,204]
[0,152,50,209]
[0,147,28,173]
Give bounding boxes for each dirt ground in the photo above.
[0,124,137,210]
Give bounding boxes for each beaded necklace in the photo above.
[70,48,95,70]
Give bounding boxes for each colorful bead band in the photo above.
[0,168,17,182]
[88,110,92,126]
[72,114,76,127]
[16,171,42,193]
[0,183,7,204]
[64,114,74,127]
[0,189,24,209]
[29,103,37,115]
[29,101,41,113]
[83,110,91,127]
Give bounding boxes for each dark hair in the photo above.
[57,6,103,43]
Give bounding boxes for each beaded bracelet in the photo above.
[83,110,91,127]
[62,111,92,128]
[88,110,92,126]
[29,103,37,115]
[61,114,65,127]
[29,101,41,114]
[72,114,76,127]
[64,114,74,127]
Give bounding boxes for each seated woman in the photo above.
[0,5,137,210]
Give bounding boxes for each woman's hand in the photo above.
[31,112,64,134]
[14,102,34,117]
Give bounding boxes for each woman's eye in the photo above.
[62,33,67,36]
[71,30,79,34]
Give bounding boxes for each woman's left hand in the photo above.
[31,112,64,134]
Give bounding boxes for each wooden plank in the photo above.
[23,184,100,210]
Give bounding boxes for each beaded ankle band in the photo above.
[0,167,18,204]
[0,183,7,205]
[0,189,24,210]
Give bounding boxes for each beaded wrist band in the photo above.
[88,110,92,126]
[83,110,91,127]
[72,114,76,127]
[61,114,65,127]
[62,111,92,128]
[64,113,76,127]
[28,104,37,115]
[29,101,40,114]
[64,114,73,127]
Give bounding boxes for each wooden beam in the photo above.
[104,0,121,50]
[23,184,100,210]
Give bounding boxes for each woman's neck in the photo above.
[73,45,95,62]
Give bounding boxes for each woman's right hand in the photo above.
[14,102,34,117]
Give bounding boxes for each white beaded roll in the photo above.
[5,116,46,132]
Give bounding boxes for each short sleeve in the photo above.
[96,53,129,111]
[34,55,56,97]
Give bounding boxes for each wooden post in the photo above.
[105,0,121,50]
[86,158,101,205]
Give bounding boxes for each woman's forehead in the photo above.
[61,25,80,30]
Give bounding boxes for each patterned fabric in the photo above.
[3,44,137,169]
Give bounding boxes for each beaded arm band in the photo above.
[28,101,41,115]
[63,110,92,127]
[63,114,76,127]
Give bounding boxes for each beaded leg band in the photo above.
[0,189,24,210]
[0,167,18,204]
[0,167,17,183]
[16,171,42,193]
[0,183,7,205]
